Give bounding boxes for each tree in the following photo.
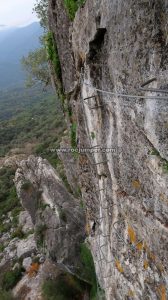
[22,1,51,88]
[33,0,49,30]
[21,47,51,87]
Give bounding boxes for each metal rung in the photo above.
[83,95,97,101]
[101,205,110,209]
[97,257,104,263]
[130,239,144,251]
[96,216,106,221]
[100,202,116,209]
[101,233,110,238]
[113,221,127,245]
[91,160,109,165]
[101,205,112,210]
[141,78,157,87]
[90,144,101,149]
[100,243,108,249]
[90,105,104,109]
[104,273,113,279]
[95,188,106,192]
[99,248,113,263]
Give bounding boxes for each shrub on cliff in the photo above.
[45,32,62,81]
[0,290,14,300]
[42,273,84,300]
[80,243,98,299]
[64,0,86,20]
[2,267,23,291]
[21,48,50,87]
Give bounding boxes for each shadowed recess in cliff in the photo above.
[86,28,107,87]
[88,28,107,61]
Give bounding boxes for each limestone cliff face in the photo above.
[49,0,168,299]
[15,156,85,269]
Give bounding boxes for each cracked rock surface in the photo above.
[49,0,168,299]
[15,155,85,269]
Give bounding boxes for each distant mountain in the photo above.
[0,22,43,89]
[0,27,17,43]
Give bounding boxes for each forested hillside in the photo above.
[0,89,65,166]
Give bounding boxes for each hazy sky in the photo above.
[0,0,38,28]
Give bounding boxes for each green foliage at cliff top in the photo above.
[64,0,86,20]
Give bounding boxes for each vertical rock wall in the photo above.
[49,0,168,299]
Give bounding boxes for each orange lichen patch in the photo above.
[132,180,141,189]
[136,241,143,251]
[143,242,148,252]
[85,222,91,236]
[115,260,124,273]
[27,263,40,277]
[160,193,165,201]
[127,289,135,297]
[128,226,136,244]
[159,193,168,204]
[148,251,156,262]
[157,284,166,300]
[143,260,149,270]
[156,263,165,273]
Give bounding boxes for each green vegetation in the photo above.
[150,148,160,156]
[0,86,48,122]
[11,226,25,239]
[45,32,62,81]
[2,267,23,291]
[70,122,77,149]
[74,186,82,198]
[45,31,65,105]
[70,122,79,159]
[21,48,50,87]
[22,0,49,87]
[80,243,98,299]
[149,148,168,173]
[0,245,5,253]
[33,0,48,29]
[0,93,65,164]
[0,167,22,233]
[0,88,74,196]
[91,132,96,140]
[42,273,85,300]
[0,290,14,300]
[163,161,168,172]
[67,105,73,117]
[21,181,33,192]
[63,0,86,20]
[80,200,85,209]
[35,224,48,247]
[11,207,22,228]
